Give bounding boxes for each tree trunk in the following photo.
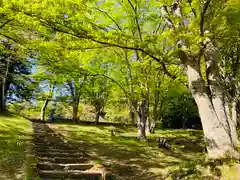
[237,100,240,126]
[145,117,150,133]
[186,61,239,159]
[95,111,100,124]
[72,95,80,123]
[0,58,10,113]
[40,84,54,121]
[137,100,147,140]
[95,106,105,124]
[40,98,50,121]
[149,120,156,133]
[129,101,135,124]
[124,50,136,125]
[150,91,159,133]
[229,101,239,146]
[204,40,239,148]
[72,103,79,123]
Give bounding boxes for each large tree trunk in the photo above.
[205,40,239,148]
[186,59,239,159]
[40,84,54,121]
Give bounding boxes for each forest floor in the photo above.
[49,122,239,180]
[0,113,34,180]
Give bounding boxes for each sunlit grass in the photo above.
[0,113,33,180]
[48,123,240,179]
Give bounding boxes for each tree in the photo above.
[83,76,111,124]
[0,41,31,113]
[6,0,240,158]
[40,82,54,121]
[65,77,86,123]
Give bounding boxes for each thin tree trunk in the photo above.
[137,100,147,140]
[237,100,240,126]
[0,58,10,113]
[95,112,100,124]
[72,96,80,123]
[40,84,54,121]
[150,91,159,133]
[229,101,239,146]
[124,50,136,125]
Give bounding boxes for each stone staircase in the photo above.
[32,122,112,180]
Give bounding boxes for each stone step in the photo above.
[34,145,77,151]
[38,157,88,164]
[37,152,86,158]
[34,142,72,147]
[36,148,82,154]
[38,170,102,179]
[37,162,94,171]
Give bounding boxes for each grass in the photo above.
[0,113,237,180]
[48,123,240,179]
[50,124,238,180]
[0,113,34,180]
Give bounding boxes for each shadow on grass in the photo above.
[0,114,33,180]
[46,123,226,180]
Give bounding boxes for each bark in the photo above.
[237,100,240,126]
[0,58,10,113]
[40,84,54,121]
[186,58,239,159]
[145,118,150,133]
[150,90,160,133]
[205,40,239,148]
[72,96,80,123]
[150,90,167,133]
[95,111,100,124]
[129,108,135,125]
[95,106,105,124]
[228,101,239,146]
[149,120,156,133]
[124,50,136,125]
[137,100,147,140]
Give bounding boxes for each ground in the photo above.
[0,114,239,179]
[0,113,34,180]
[48,122,239,180]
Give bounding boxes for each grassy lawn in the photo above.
[0,113,34,180]
[49,123,239,180]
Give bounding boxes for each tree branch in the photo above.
[0,19,13,29]
[127,0,143,42]
[200,0,211,36]
[187,0,197,17]
[94,8,122,32]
